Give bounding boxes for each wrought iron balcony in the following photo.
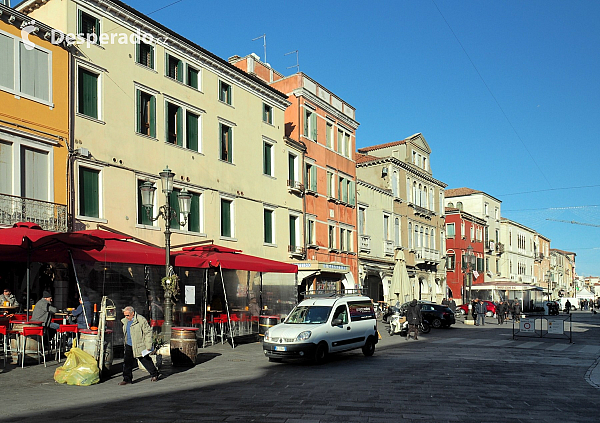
[0,193,68,232]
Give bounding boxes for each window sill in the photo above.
[171,229,207,237]
[135,224,160,231]
[166,75,202,93]
[135,132,159,141]
[164,141,201,154]
[220,236,237,242]
[76,113,105,125]
[218,159,235,165]
[218,100,234,108]
[2,87,55,108]
[135,62,157,73]
[262,120,274,127]
[76,215,108,224]
[263,242,277,248]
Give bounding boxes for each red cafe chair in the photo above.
[20,326,46,368]
[55,324,78,362]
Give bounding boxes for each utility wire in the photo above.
[147,0,184,16]
[500,184,600,197]
[431,0,552,187]
[503,205,600,212]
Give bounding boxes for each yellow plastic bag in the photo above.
[54,347,100,386]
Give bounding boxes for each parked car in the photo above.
[458,300,496,317]
[400,301,455,328]
[262,294,378,364]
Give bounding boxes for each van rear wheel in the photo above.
[362,337,375,357]
[314,342,328,364]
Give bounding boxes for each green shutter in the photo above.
[79,167,99,218]
[187,66,198,89]
[289,216,296,248]
[176,106,183,146]
[94,18,100,43]
[263,104,267,122]
[78,68,97,119]
[263,143,271,175]
[221,199,231,237]
[136,90,141,133]
[327,172,332,197]
[135,42,140,64]
[177,59,183,82]
[137,180,152,225]
[311,112,317,140]
[311,165,317,191]
[264,209,272,243]
[227,127,232,163]
[189,193,199,232]
[338,177,342,200]
[226,84,231,104]
[169,190,180,230]
[349,181,355,206]
[288,155,294,184]
[303,110,309,137]
[186,112,198,152]
[149,95,156,138]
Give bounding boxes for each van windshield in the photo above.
[285,306,332,324]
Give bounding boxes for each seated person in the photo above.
[0,288,19,309]
[31,291,59,330]
[71,294,93,329]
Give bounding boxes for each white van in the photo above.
[262,294,378,364]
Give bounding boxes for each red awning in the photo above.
[172,244,297,273]
[71,238,166,266]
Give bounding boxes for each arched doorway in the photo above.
[364,274,383,303]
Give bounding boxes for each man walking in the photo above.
[120,306,160,385]
[448,297,457,314]
[477,299,487,326]
[565,299,571,314]
[405,299,422,341]
[514,300,522,323]
[497,301,505,325]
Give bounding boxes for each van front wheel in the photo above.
[314,342,328,364]
[362,337,375,357]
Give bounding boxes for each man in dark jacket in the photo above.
[31,291,59,330]
[496,301,505,324]
[71,294,93,330]
[514,300,522,322]
[476,299,487,326]
[448,297,457,314]
[405,299,422,340]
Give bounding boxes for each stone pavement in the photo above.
[1,311,599,422]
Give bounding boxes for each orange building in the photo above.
[230,54,359,294]
[0,3,70,231]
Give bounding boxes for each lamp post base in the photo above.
[162,296,173,343]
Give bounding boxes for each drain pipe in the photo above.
[68,49,76,231]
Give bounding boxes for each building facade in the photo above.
[0,3,70,232]
[444,188,503,279]
[230,54,360,294]
[533,233,551,296]
[499,218,536,284]
[444,207,487,305]
[356,133,447,303]
[550,249,576,297]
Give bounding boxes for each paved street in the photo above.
[1,311,599,422]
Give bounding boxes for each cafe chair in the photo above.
[229,313,241,337]
[241,313,251,335]
[0,323,9,367]
[20,326,46,368]
[12,314,27,321]
[55,324,78,362]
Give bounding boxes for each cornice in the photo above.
[357,155,447,188]
[292,88,359,130]
[357,179,393,197]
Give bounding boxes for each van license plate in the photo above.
[274,346,287,352]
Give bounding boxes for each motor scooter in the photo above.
[388,309,430,336]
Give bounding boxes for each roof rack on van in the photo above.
[301,289,365,299]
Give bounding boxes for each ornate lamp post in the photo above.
[464,244,475,320]
[546,269,552,301]
[140,166,191,342]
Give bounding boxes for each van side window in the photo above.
[332,305,348,325]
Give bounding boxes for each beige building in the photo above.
[499,218,536,283]
[533,233,551,295]
[550,249,576,297]
[357,133,447,303]
[19,0,298,264]
[444,188,503,278]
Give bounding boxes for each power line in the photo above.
[147,0,184,16]
[500,184,600,197]
[504,205,600,212]
[431,0,551,187]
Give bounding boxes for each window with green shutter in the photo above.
[220,123,232,162]
[79,167,99,218]
[288,154,295,185]
[78,68,98,119]
[78,10,100,44]
[221,198,232,237]
[349,180,356,206]
[169,189,181,230]
[188,193,200,232]
[186,112,199,152]
[289,216,296,248]
[263,103,273,124]
[186,65,199,89]
[136,41,154,68]
[264,209,273,244]
[263,142,272,176]
[166,102,183,146]
[219,80,232,104]
[166,54,183,82]
[137,90,155,137]
[326,123,333,148]
[337,130,343,154]
[137,179,153,225]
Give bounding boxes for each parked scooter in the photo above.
[383,305,399,323]
[388,308,430,336]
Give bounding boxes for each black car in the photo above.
[400,301,455,328]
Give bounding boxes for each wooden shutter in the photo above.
[221,199,231,237]
[288,155,295,184]
[264,209,272,243]
[303,109,309,137]
[135,41,140,64]
[311,112,317,140]
[189,193,199,232]
[176,106,183,146]
[177,59,183,82]
[169,189,180,230]
[79,167,99,218]
[349,180,355,205]
[186,112,198,152]
[187,66,198,89]
[78,68,97,118]
[263,143,271,175]
[136,90,142,133]
[289,216,296,248]
[149,95,156,138]
[310,164,317,191]
[137,180,152,225]
[0,34,14,90]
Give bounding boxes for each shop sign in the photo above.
[547,318,564,334]
[319,263,350,273]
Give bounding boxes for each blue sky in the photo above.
[123,0,600,276]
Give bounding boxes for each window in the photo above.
[165,104,200,151]
[394,218,400,247]
[136,89,156,137]
[470,225,474,241]
[305,163,317,192]
[328,224,336,249]
[166,188,201,232]
[219,123,232,162]
[166,102,183,146]
[166,54,183,82]
[447,254,455,270]
[78,10,100,44]
[348,180,355,206]
[79,166,100,218]
[289,215,299,249]
[0,32,51,103]
[137,179,155,226]
[344,132,351,158]
[326,123,333,148]
[447,202,454,208]
[219,80,232,104]
[78,67,99,119]
[358,207,366,235]
[383,214,390,241]
[304,108,316,140]
[461,221,465,238]
[392,171,398,197]
[457,201,463,211]
[264,208,274,244]
[186,191,201,233]
[220,197,234,238]
[186,65,199,89]
[337,129,343,154]
[446,223,455,238]
[327,171,334,197]
[136,41,154,68]
[21,146,49,201]
[484,202,489,216]
[288,153,298,186]
[408,222,412,248]
[263,103,273,124]
[263,141,273,176]
[307,218,316,245]
[340,228,346,251]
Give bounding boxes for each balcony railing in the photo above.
[288,245,306,258]
[414,247,441,263]
[359,235,370,253]
[0,193,68,232]
[384,240,394,256]
[287,180,305,195]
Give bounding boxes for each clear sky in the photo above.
[122,0,600,277]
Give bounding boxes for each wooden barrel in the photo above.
[9,321,41,363]
[170,327,198,366]
[79,329,113,370]
[259,315,279,336]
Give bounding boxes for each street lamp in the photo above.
[545,269,552,301]
[140,166,191,342]
[464,244,476,320]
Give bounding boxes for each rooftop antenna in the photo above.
[252,33,266,63]
[285,50,299,74]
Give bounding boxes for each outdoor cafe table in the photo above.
[0,306,18,315]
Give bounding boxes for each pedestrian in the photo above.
[448,297,457,314]
[503,301,509,323]
[441,298,449,306]
[405,299,422,341]
[70,294,93,330]
[497,301,504,324]
[565,299,571,314]
[119,305,160,385]
[471,298,478,322]
[477,299,487,326]
[0,288,19,309]
[514,300,522,323]
[31,291,59,330]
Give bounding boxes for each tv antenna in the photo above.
[252,33,266,64]
[285,50,299,73]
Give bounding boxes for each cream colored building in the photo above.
[444,188,503,278]
[19,0,298,263]
[499,218,536,284]
[533,233,551,294]
[550,249,576,297]
[357,133,447,303]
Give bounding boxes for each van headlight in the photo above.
[264,329,271,341]
[296,331,311,342]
